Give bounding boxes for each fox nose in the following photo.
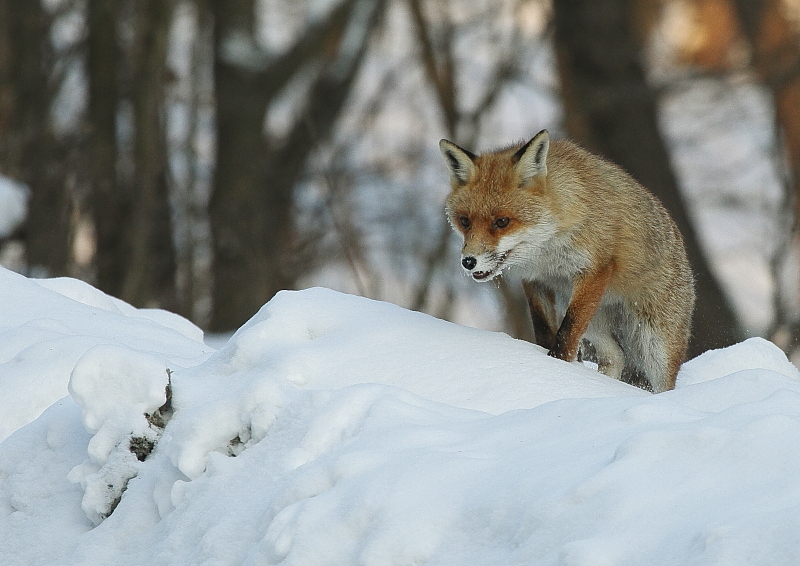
[462,256,477,271]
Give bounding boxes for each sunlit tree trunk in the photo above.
[732,0,800,201]
[731,0,800,349]
[551,0,744,357]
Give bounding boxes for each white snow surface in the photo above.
[1,267,800,565]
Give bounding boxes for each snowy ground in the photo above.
[1,266,800,565]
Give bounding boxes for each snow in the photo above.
[1,267,800,564]
[0,268,211,442]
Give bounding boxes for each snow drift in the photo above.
[1,267,799,565]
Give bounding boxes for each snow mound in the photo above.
[1,278,800,565]
[678,336,800,385]
[211,288,641,413]
[0,267,211,441]
[34,276,205,342]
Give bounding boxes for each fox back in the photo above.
[439,130,695,392]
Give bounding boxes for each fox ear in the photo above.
[439,139,477,186]
[513,129,549,185]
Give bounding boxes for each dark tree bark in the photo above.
[209,0,385,331]
[0,0,70,276]
[122,0,177,310]
[551,0,744,357]
[88,0,177,310]
[87,0,127,296]
[209,0,275,330]
[0,2,9,143]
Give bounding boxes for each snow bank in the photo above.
[0,268,211,441]
[211,288,640,412]
[1,275,800,565]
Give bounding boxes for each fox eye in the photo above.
[494,217,510,229]
[458,216,471,229]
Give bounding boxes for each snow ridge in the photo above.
[1,274,800,565]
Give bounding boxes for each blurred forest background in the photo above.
[1,0,800,360]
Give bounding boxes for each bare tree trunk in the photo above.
[0,2,10,144]
[88,0,177,309]
[88,0,127,296]
[209,0,275,331]
[0,0,24,172]
[122,0,177,309]
[0,0,70,276]
[551,0,744,357]
[209,0,385,331]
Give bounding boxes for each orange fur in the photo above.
[439,130,695,392]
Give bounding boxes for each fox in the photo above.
[439,129,695,393]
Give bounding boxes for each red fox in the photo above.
[439,129,695,392]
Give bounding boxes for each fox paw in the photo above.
[548,343,575,362]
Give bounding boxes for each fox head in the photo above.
[439,129,558,281]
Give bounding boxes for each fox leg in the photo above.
[584,310,625,380]
[627,318,680,393]
[549,263,614,363]
[522,280,557,350]
[596,338,625,379]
